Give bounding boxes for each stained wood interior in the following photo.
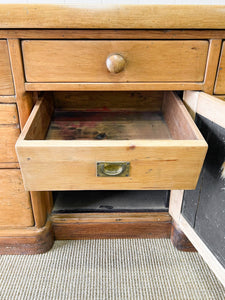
[25,91,199,141]
[53,91,164,111]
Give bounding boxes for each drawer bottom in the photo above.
[52,190,169,213]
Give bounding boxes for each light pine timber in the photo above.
[16,92,207,191]
[7,39,33,129]
[2,30,225,40]
[215,42,225,94]
[25,82,204,92]
[0,98,19,166]
[0,162,19,169]
[169,190,184,223]
[216,95,225,101]
[7,39,51,227]
[0,5,225,29]
[0,95,16,103]
[30,191,53,228]
[0,126,19,163]
[0,169,33,227]
[0,103,18,124]
[54,91,164,112]
[203,39,222,94]
[0,40,14,95]
[22,40,208,83]
[183,91,225,129]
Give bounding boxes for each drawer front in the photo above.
[17,143,206,191]
[0,103,18,124]
[0,40,14,95]
[0,104,20,163]
[22,40,208,83]
[215,41,225,94]
[0,169,34,226]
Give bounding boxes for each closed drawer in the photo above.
[215,41,225,94]
[0,40,14,95]
[0,169,34,227]
[0,103,20,163]
[16,92,207,191]
[22,40,208,83]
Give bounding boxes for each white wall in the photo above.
[0,1,224,5]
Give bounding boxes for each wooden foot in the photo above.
[0,220,54,255]
[171,220,196,252]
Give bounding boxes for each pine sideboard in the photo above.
[0,4,224,288]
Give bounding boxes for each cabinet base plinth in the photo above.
[52,212,172,240]
[0,220,54,255]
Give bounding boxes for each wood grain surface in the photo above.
[0,103,18,124]
[22,40,208,83]
[16,92,207,191]
[51,212,171,240]
[0,40,14,95]
[0,5,225,29]
[215,42,225,94]
[0,169,33,227]
[0,220,54,255]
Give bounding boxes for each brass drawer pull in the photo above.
[97,162,130,177]
[106,54,126,74]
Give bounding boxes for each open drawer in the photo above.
[16,92,207,191]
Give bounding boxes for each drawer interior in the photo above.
[24,91,201,142]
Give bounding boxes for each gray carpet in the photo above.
[0,239,225,300]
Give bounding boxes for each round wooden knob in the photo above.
[106,54,126,74]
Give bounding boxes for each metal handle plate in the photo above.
[97,162,130,177]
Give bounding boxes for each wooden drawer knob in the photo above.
[106,54,126,74]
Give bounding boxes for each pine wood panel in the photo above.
[215,42,225,94]
[54,91,164,112]
[216,95,225,101]
[0,126,19,163]
[0,40,14,95]
[25,82,203,92]
[22,40,208,83]
[0,169,34,227]
[30,191,53,228]
[16,92,207,191]
[203,39,222,94]
[183,91,225,129]
[0,5,225,29]
[7,39,33,129]
[0,95,16,103]
[51,212,171,240]
[1,29,225,40]
[0,103,18,125]
[0,162,19,169]
[0,103,19,163]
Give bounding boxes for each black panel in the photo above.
[182,114,225,267]
[52,190,169,213]
[182,170,204,227]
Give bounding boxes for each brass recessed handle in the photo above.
[106,54,126,74]
[97,162,130,177]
